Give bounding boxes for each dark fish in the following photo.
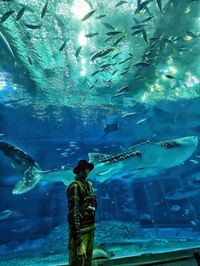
[91,70,100,76]
[142,28,148,43]
[16,7,26,21]
[28,56,33,65]
[105,36,114,42]
[176,47,189,52]
[91,48,114,61]
[137,0,141,9]
[85,33,98,38]
[59,41,66,51]
[75,46,82,57]
[130,24,146,30]
[142,16,154,22]
[131,29,142,36]
[120,69,129,75]
[81,9,96,21]
[118,57,132,65]
[101,22,115,30]
[113,36,125,46]
[25,24,42,29]
[135,0,153,13]
[134,61,151,67]
[94,79,99,83]
[186,31,198,38]
[156,0,162,13]
[106,31,122,36]
[165,75,175,79]
[117,86,129,93]
[133,75,144,80]
[112,52,121,59]
[101,63,112,68]
[112,70,118,75]
[95,15,106,19]
[115,1,128,8]
[103,122,119,137]
[41,1,48,18]
[90,84,95,90]
[1,11,15,23]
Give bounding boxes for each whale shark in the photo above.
[0,136,198,195]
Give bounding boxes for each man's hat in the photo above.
[73,160,94,174]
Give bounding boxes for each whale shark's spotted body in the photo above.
[0,136,198,195]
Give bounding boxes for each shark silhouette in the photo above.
[0,136,198,195]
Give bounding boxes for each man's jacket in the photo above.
[66,177,97,245]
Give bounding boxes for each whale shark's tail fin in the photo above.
[0,141,43,194]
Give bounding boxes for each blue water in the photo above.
[1,97,200,265]
[0,0,200,265]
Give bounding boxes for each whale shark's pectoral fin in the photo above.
[0,141,42,194]
[88,152,113,163]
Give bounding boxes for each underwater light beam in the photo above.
[71,0,90,20]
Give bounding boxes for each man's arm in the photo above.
[67,183,83,246]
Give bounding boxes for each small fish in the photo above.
[101,22,115,30]
[0,31,16,59]
[94,79,99,83]
[112,52,121,59]
[134,61,150,67]
[118,57,132,64]
[142,16,154,22]
[186,31,198,38]
[133,76,144,80]
[75,46,82,57]
[16,7,26,21]
[165,75,175,79]
[142,28,148,43]
[117,86,129,93]
[176,47,190,52]
[41,1,48,18]
[122,112,137,118]
[95,15,106,19]
[25,24,42,29]
[113,36,125,46]
[190,159,199,164]
[112,92,127,98]
[115,1,128,8]
[59,41,66,51]
[91,48,114,61]
[91,70,100,76]
[85,33,98,38]
[156,0,163,13]
[101,63,112,68]
[1,11,15,23]
[112,70,118,75]
[136,118,149,125]
[81,9,96,21]
[130,24,146,30]
[119,69,129,76]
[90,84,95,90]
[28,56,33,65]
[135,0,153,13]
[131,29,143,36]
[106,31,122,36]
[105,36,114,43]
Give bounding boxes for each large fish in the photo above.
[165,185,200,200]
[0,136,198,194]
